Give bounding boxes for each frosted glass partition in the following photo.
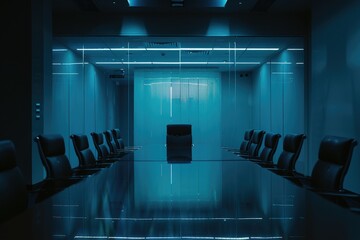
[134,69,221,147]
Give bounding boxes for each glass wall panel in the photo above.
[134,69,221,146]
[49,36,305,172]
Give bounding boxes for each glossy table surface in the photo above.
[1,144,360,239]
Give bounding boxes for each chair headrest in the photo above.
[36,134,65,157]
[264,133,281,148]
[91,132,104,145]
[319,135,357,165]
[244,129,254,141]
[283,134,306,153]
[71,134,89,151]
[252,130,265,144]
[103,130,112,139]
[112,129,121,139]
[0,140,17,171]
[167,124,192,136]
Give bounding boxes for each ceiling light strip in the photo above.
[287,48,304,51]
[77,47,278,51]
[73,236,279,240]
[96,62,261,65]
[246,48,279,51]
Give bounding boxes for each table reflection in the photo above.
[1,145,360,239]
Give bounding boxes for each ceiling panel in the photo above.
[54,36,303,74]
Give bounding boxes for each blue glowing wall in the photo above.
[220,72,253,147]
[251,48,306,173]
[310,0,360,193]
[47,45,121,170]
[134,69,221,147]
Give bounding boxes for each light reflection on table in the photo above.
[0,144,359,239]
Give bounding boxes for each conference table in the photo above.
[1,144,360,239]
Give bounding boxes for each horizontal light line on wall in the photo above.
[52,48,68,52]
[77,47,279,52]
[213,48,246,51]
[73,236,282,240]
[52,62,89,65]
[266,62,292,65]
[287,48,304,51]
[246,48,279,51]
[52,72,79,75]
[110,48,147,51]
[95,61,260,65]
[144,82,208,87]
[95,217,263,221]
[296,62,304,65]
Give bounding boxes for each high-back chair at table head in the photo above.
[166,124,192,147]
[0,140,28,223]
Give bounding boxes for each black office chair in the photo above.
[266,134,306,177]
[310,135,357,191]
[103,130,128,156]
[252,133,281,164]
[70,134,112,169]
[238,130,265,158]
[276,134,306,171]
[0,140,28,223]
[111,128,140,152]
[90,132,123,161]
[166,124,192,147]
[111,128,125,150]
[228,129,254,154]
[34,134,95,182]
[239,129,255,154]
[166,124,192,163]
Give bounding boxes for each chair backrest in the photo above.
[91,132,111,160]
[70,134,97,167]
[103,130,118,154]
[276,134,306,171]
[258,133,281,163]
[34,134,73,179]
[111,128,125,150]
[166,124,192,147]
[239,129,254,155]
[0,140,28,223]
[311,135,357,191]
[247,130,265,157]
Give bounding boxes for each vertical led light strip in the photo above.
[170,164,173,185]
[170,86,173,118]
